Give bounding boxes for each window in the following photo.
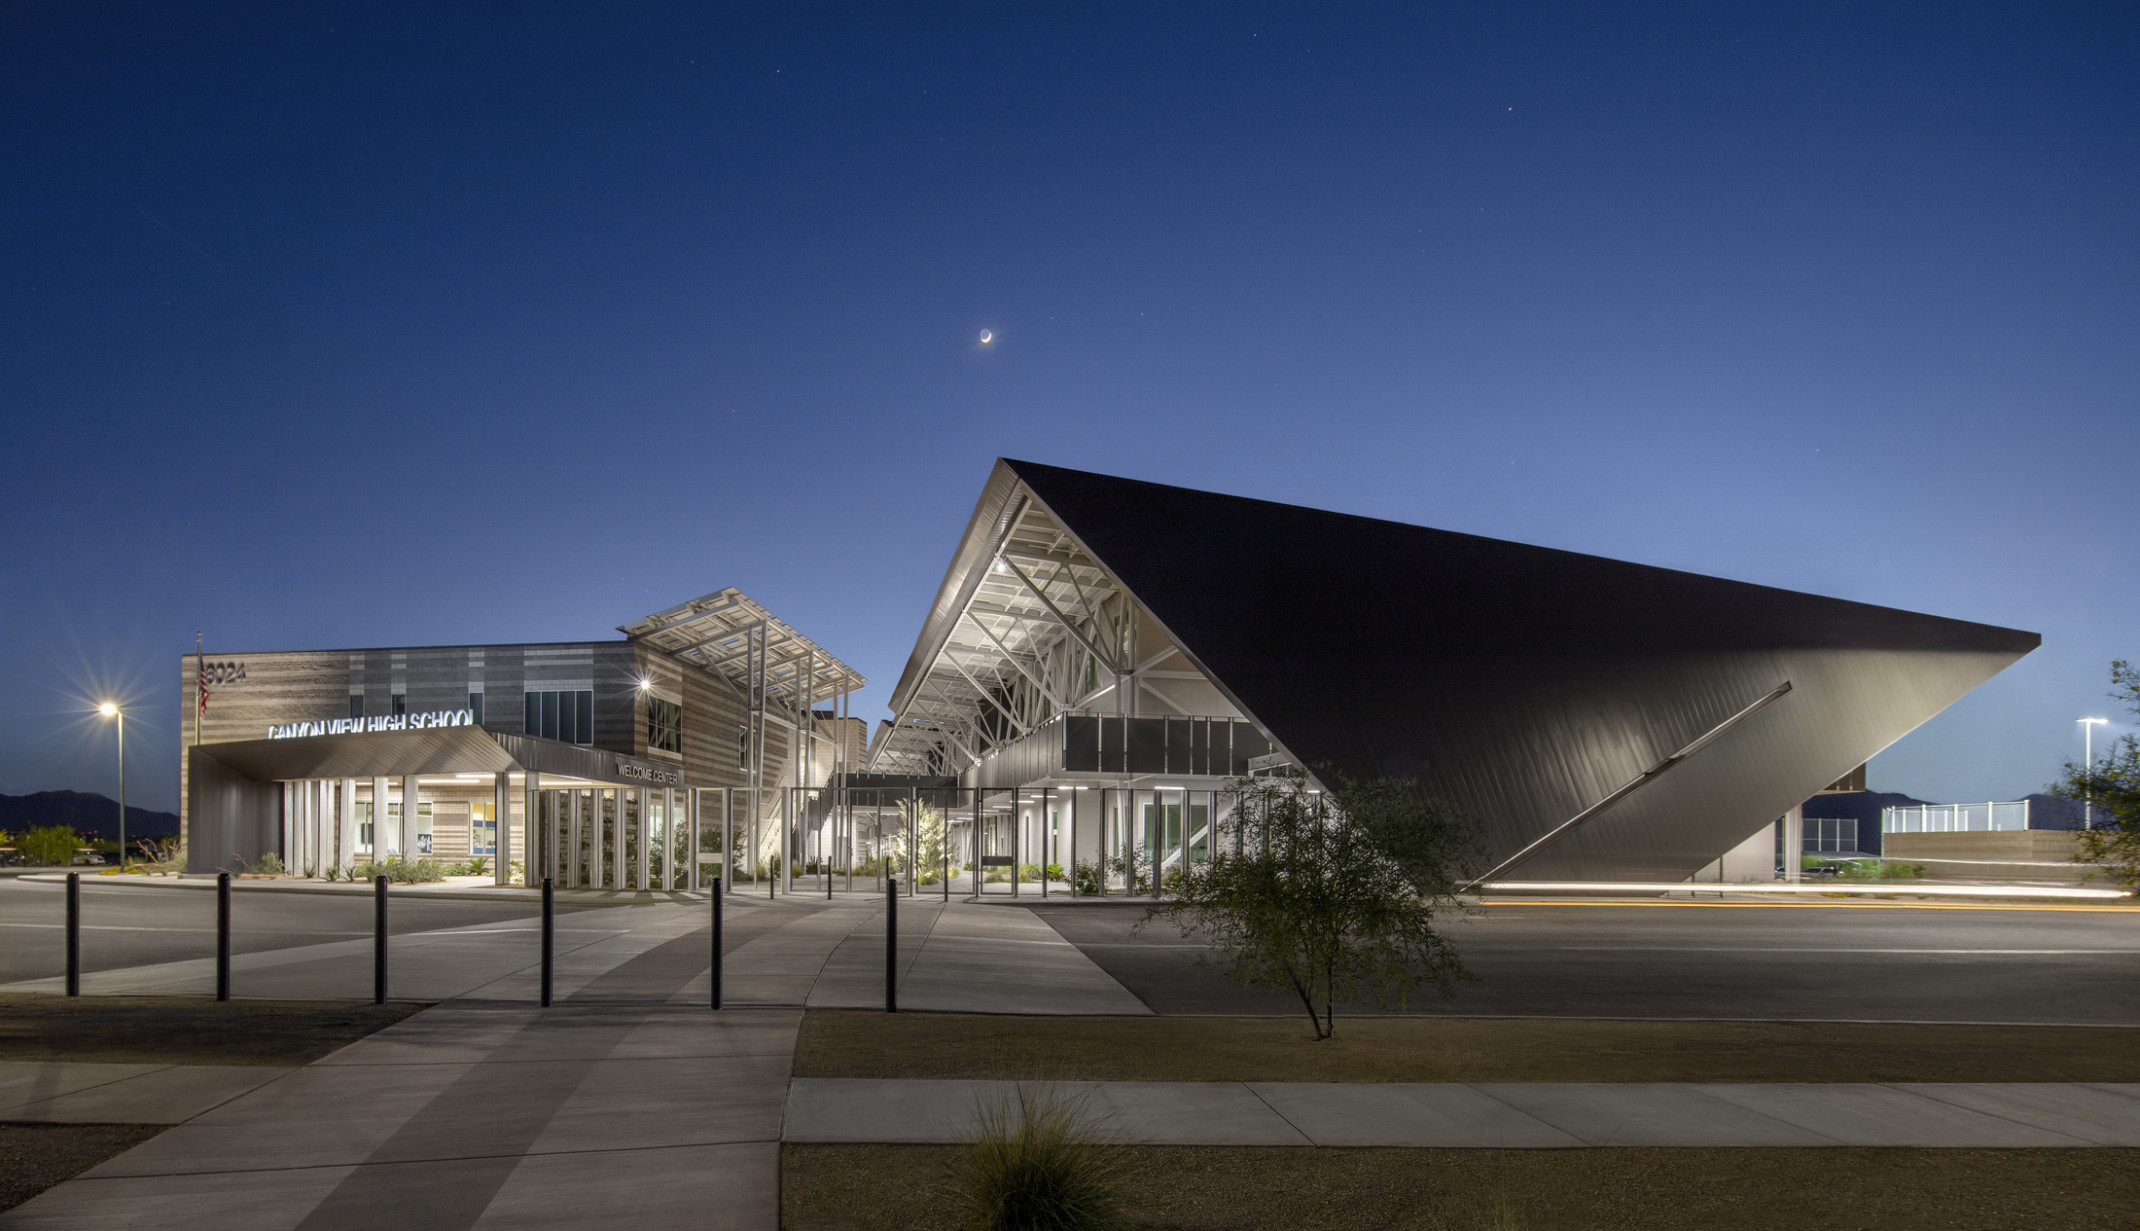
[391,694,407,716]
[468,692,484,725]
[523,690,594,744]
[647,697,682,754]
[1803,817,1859,853]
[349,695,364,720]
[356,801,373,849]
[470,802,496,856]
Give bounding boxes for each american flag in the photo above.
[198,659,209,719]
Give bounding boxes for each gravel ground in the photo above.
[796,1011,2140,1084]
[0,994,423,1065]
[784,1143,2140,1230]
[0,1124,164,1214]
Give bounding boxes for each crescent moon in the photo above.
[979,330,994,344]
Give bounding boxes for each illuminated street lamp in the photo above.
[2080,717,2110,830]
[97,702,126,870]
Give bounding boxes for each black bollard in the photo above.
[885,877,898,1013]
[64,873,80,997]
[373,875,388,1004]
[540,877,554,1007]
[710,875,723,1011]
[216,872,231,1001]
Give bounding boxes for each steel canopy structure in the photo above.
[875,459,2040,883]
[620,587,865,707]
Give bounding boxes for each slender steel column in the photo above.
[215,871,230,1000]
[373,875,388,1003]
[521,771,541,887]
[686,787,700,893]
[590,790,607,889]
[64,873,80,997]
[636,786,652,891]
[493,772,512,886]
[663,787,677,892]
[572,790,587,889]
[371,775,392,858]
[540,877,554,1007]
[709,872,723,1010]
[884,876,898,1013]
[399,773,421,862]
[338,778,357,873]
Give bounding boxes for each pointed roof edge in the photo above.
[886,460,1027,716]
[1000,458,2040,655]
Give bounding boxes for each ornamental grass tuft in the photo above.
[950,1085,1122,1231]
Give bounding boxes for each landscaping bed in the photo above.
[783,1143,2140,1230]
[0,994,424,1065]
[795,1011,2140,1084]
[0,1123,165,1214]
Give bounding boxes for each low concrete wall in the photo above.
[1882,830,2094,882]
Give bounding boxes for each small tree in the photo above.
[897,797,948,881]
[1148,773,1476,1039]
[18,826,80,867]
[2056,660,2140,891]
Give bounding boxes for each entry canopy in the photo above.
[620,587,864,705]
[196,726,685,788]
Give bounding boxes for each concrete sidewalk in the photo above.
[785,1077,2140,1148]
[0,897,846,1230]
[0,1062,289,1124]
[807,900,1152,1015]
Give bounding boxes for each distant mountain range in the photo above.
[0,792,179,840]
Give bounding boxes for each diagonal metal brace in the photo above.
[1469,680,1794,887]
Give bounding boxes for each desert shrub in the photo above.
[17,826,79,866]
[352,855,445,884]
[1839,859,1923,881]
[950,1086,1122,1231]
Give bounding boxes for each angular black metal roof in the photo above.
[1001,459,2039,882]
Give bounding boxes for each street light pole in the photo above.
[2080,717,2110,830]
[99,703,126,871]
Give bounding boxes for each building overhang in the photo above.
[193,727,687,790]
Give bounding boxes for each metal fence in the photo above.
[1881,800,2030,834]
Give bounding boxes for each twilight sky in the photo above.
[2,2,2134,813]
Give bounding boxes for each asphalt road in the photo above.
[1030,899,2140,1024]
[0,876,615,984]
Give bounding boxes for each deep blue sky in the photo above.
[4,3,2134,813]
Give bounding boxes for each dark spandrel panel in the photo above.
[1100,717,1125,774]
[1211,720,1231,779]
[541,691,560,741]
[525,692,539,736]
[1191,719,1212,776]
[1229,724,1270,774]
[1063,716,1100,772]
[577,690,594,746]
[1128,717,1166,774]
[1166,717,1192,775]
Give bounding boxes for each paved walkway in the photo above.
[786,1077,2140,1148]
[0,1062,289,1124]
[809,898,1152,1014]
[0,895,854,1230]
[9,888,2139,1231]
